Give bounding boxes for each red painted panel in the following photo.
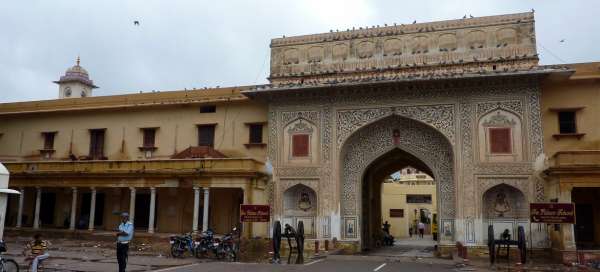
[292,134,309,157]
[489,127,512,154]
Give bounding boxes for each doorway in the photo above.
[572,187,600,249]
[361,148,439,256]
[80,192,105,228]
[39,192,56,227]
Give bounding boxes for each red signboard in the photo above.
[240,205,270,222]
[530,203,575,224]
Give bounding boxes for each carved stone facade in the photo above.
[249,12,548,249]
[258,77,545,247]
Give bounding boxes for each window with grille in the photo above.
[198,125,216,147]
[142,128,156,148]
[292,134,309,157]
[89,129,105,159]
[249,124,263,144]
[406,194,432,204]
[558,111,577,134]
[42,132,56,150]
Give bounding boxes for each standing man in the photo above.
[116,212,134,272]
[418,221,425,238]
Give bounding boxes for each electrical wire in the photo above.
[537,42,567,64]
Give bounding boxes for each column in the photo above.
[559,186,576,250]
[16,188,24,228]
[129,187,136,223]
[202,187,210,232]
[69,187,77,230]
[33,187,41,229]
[88,188,96,231]
[192,187,200,232]
[148,187,156,233]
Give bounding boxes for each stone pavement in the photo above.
[1,237,196,271]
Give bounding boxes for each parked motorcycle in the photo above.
[194,229,216,259]
[215,227,238,261]
[169,232,196,258]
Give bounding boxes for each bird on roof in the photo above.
[469,14,474,18]
[134,20,140,26]
[412,20,417,24]
[463,15,467,19]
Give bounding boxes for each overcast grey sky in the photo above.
[1,0,598,103]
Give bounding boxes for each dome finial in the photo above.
[76,55,80,66]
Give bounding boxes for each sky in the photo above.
[1,0,598,103]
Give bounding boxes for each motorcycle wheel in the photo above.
[170,242,184,258]
[194,247,207,259]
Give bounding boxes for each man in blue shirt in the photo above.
[116,212,133,272]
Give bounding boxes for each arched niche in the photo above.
[482,184,527,220]
[478,109,523,163]
[466,30,486,50]
[282,183,317,238]
[496,28,518,47]
[283,48,300,65]
[482,183,528,243]
[438,33,457,52]
[283,118,319,165]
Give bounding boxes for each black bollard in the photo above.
[272,221,282,264]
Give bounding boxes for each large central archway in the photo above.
[339,115,455,248]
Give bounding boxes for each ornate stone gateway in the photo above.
[244,12,559,250]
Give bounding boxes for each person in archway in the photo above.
[382,221,391,235]
[418,221,425,238]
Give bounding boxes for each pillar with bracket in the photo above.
[16,188,24,228]
[70,187,77,230]
[192,187,200,233]
[88,188,96,231]
[129,187,136,223]
[33,187,41,229]
[148,187,156,233]
[202,187,210,232]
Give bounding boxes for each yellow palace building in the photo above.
[0,12,599,262]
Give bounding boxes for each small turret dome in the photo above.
[53,57,98,88]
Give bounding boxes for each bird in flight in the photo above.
[559,39,565,43]
[134,20,140,26]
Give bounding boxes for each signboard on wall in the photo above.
[240,204,270,222]
[389,209,404,218]
[530,203,575,223]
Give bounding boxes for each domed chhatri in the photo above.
[54,56,98,99]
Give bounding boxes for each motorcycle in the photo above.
[194,229,216,259]
[215,227,238,261]
[169,232,197,258]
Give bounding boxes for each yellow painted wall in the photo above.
[380,182,437,238]
[0,99,268,162]
[541,64,600,157]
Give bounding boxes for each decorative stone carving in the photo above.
[340,115,455,218]
[264,76,544,246]
[287,121,314,134]
[308,46,325,63]
[383,38,403,56]
[276,167,320,178]
[281,111,319,126]
[357,41,375,59]
[476,101,523,117]
[336,108,393,146]
[395,104,456,144]
[482,111,517,127]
